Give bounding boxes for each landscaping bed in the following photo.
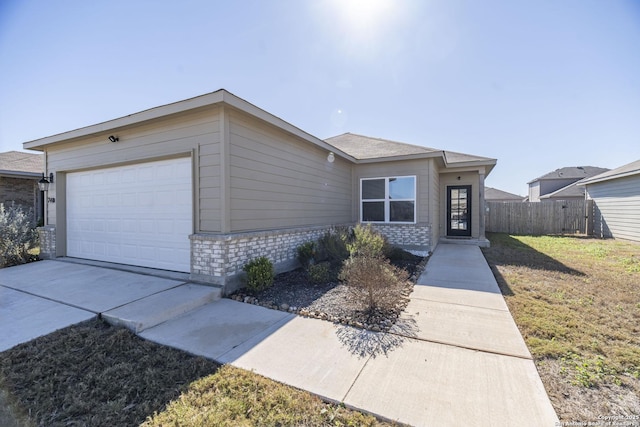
[229,254,427,332]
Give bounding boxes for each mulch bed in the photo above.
[0,319,219,427]
[229,254,428,332]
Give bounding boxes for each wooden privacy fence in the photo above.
[485,200,593,235]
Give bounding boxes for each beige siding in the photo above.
[228,110,352,232]
[353,159,432,224]
[440,172,481,238]
[587,175,640,242]
[45,107,221,232]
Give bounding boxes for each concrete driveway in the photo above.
[0,260,217,351]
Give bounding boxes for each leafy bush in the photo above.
[339,254,409,313]
[296,241,316,268]
[0,203,39,268]
[243,256,274,292]
[346,224,388,258]
[307,261,335,284]
[316,227,351,265]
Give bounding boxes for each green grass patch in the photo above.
[143,365,381,427]
[483,234,640,387]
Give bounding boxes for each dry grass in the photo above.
[0,319,389,427]
[482,233,640,421]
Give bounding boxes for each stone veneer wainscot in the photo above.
[190,222,430,294]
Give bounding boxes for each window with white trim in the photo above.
[360,176,416,223]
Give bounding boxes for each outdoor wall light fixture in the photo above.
[108,135,119,143]
[39,172,55,203]
[327,152,335,163]
[38,173,54,192]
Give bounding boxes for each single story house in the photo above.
[24,90,496,293]
[578,159,640,243]
[0,151,44,223]
[527,166,609,202]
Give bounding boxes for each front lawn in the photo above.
[482,233,640,420]
[0,320,389,426]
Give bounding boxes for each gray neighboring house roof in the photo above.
[0,151,44,178]
[325,133,496,171]
[578,159,640,185]
[485,187,524,201]
[527,166,609,184]
[539,182,586,199]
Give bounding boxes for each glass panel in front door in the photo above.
[447,185,471,236]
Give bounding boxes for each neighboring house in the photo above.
[23,90,496,293]
[578,160,640,243]
[485,187,524,202]
[0,151,44,222]
[527,166,609,202]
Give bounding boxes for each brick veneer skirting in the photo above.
[190,224,350,293]
[38,225,56,259]
[368,223,430,249]
[190,222,431,293]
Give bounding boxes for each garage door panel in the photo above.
[67,157,192,272]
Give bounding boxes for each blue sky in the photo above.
[1,0,639,196]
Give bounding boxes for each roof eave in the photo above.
[353,151,444,163]
[0,170,42,178]
[578,169,640,186]
[22,90,357,163]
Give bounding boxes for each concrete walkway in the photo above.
[141,244,559,426]
[1,247,559,426]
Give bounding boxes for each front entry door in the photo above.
[447,185,472,237]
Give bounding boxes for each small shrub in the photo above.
[243,257,274,292]
[339,254,409,313]
[347,224,388,258]
[317,227,351,265]
[307,261,335,284]
[0,203,39,268]
[296,241,316,268]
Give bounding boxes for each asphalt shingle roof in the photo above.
[0,151,43,174]
[579,159,640,185]
[325,133,495,165]
[485,187,524,201]
[528,166,609,183]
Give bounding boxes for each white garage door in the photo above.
[67,157,192,272]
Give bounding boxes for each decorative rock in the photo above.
[280,303,290,311]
